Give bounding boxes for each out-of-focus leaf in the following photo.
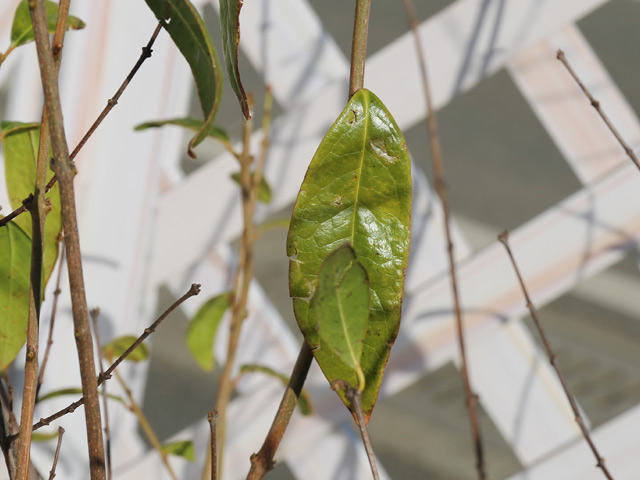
[239,364,314,415]
[31,430,60,443]
[162,440,195,462]
[134,117,231,150]
[143,0,222,158]
[313,244,369,388]
[1,121,62,285]
[38,387,125,405]
[219,0,249,119]
[186,292,231,371]
[287,89,412,422]
[10,0,85,48]
[0,222,30,371]
[230,172,272,204]
[102,335,150,363]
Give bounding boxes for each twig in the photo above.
[246,343,313,480]
[498,230,615,480]
[1,377,19,478]
[5,283,201,441]
[556,49,640,172]
[0,22,164,229]
[402,0,486,477]
[37,244,66,399]
[113,369,178,480]
[48,427,65,480]
[208,412,218,480]
[91,308,112,480]
[349,0,371,96]
[28,0,106,476]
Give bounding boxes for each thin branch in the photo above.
[29,0,106,475]
[0,22,164,229]
[498,230,615,480]
[5,283,201,441]
[91,309,112,480]
[246,343,313,480]
[113,369,178,480]
[556,49,640,172]
[349,0,371,96]
[402,0,486,477]
[37,244,65,399]
[208,412,218,480]
[47,427,65,480]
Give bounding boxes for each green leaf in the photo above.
[0,222,31,371]
[143,0,223,158]
[313,244,369,389]
[162,440,195,462]
[38,387,125,405]
[10,0,85,49]
[219,0,250,119]
[1,121,62,286]
[239,364,314,415]
[134,117,231,150]
[287,89,412,422]
[102,335,150,362]
[31,430,60,443]
[230,172,272,204]
[186,292,231,371]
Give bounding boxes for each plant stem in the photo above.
[208,412,218,480]
[556,49,640,172]
[28,0,106,476]
[498,231,615,480]
[48,427,65,480]
[91,309,112,480]
[246,343,313,480]
[349,0,371,96]
[402,1,486,478]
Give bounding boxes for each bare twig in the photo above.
[556,49,640,171]
[208,412,218,480]
[91,309,112,480]
[0,22,163,229]
[349,0,371,96]
[113,369,178,480]
[5,283,201,441]
[29,0,106,475]
[498,230,615,480]
[48,427,65,480]
[402,1,485,477]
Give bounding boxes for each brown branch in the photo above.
[47,427,65,480]
[90,309,112,480]
[349,0,371,96]
[498,231,615,480]
[208,412,218,480]
[556,49,640,172]
[5,283,201,442]
[402,0,486,477]
[0,22,163,229]
[246,343,313,480]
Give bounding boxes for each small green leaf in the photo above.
[134,117,231,149]
[0,222,31,371]
[102,335,150,362]
[38,387,125,405]
[31,430,60,443]
[10,0,85,48]
[313,244,369,389]
[230,172,272,204]
[143,0,223,158]
[287,89,412,422]
[162,440,195,462]
[1,121,62,286]
[240,363,314,415]
[186,292,231,371]
[219,0,250,119]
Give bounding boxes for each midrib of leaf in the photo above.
[348,92,369,247]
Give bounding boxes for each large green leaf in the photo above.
[102,335,150,362]
[134,117,231,150]
[143,0,223,158]
[10,0,85,48]
[313,244,369,389]
[1,121,62,285]
[287,89,412,422]
[219,0,250,119]
[186,292,231,371]
[0,222,31,371]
